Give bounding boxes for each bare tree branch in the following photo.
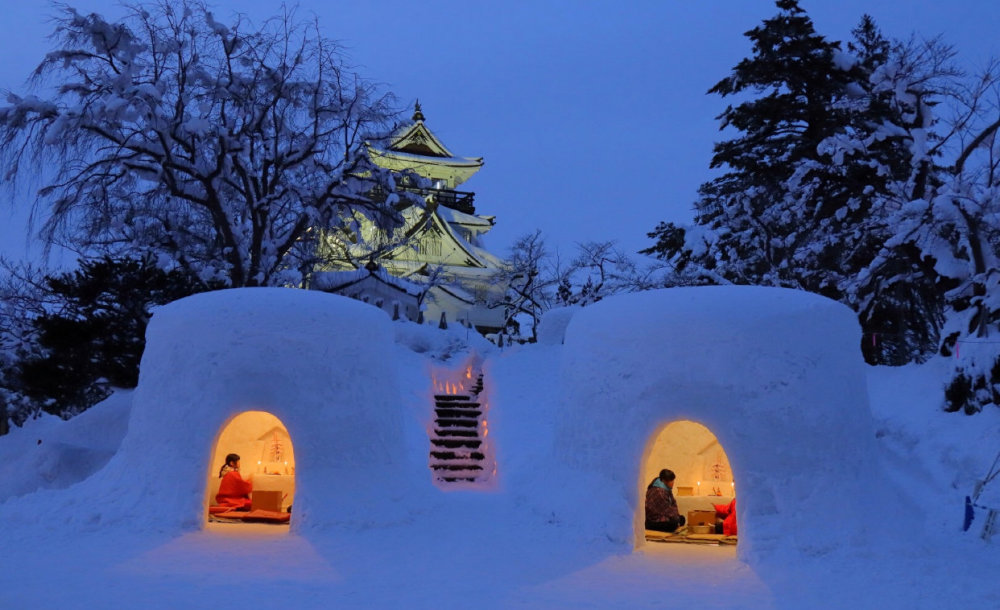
[0,1,403,287]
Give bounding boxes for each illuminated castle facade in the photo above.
[314,103,507,334]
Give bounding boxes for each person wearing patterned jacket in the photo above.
[645,468,685,532]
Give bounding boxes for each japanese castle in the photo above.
[313,103,507,334]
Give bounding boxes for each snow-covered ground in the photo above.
[1,288,998,609]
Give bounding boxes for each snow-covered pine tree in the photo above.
[685,0,862,292]
[0,1,406,288]
[644,4,944,365]
[16,256,220,417]
[874,53,1000,412]
[824,19,948,364]
[646,1,860,286]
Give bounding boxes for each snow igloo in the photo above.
[42,284,883,564]
[102,288,422,531]
[551,287,883,560]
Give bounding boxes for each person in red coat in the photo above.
[713,498,737,536]
[645,469,685,532]
[216,453,253,510]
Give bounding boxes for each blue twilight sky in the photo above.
[1,0,998,266]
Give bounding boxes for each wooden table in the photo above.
[251,474,295,511]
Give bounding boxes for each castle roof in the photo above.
[367,101,484,187]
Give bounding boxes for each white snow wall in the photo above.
[553,287,882,561]
[109,288,417,532]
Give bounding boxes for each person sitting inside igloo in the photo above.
[713,498,737,536]
[216,453,254,510]
[645,468,686,533]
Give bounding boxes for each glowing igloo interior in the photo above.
[206,410,296,515]
[641,420,735,533]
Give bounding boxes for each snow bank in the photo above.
[3,285,1000,607]
[0,391,131,503]
[535,306,580,346]
[548,287,884,560]
[868,357,1000,533]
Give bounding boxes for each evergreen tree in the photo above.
[555,277,575,307]
[827,18,947,364]
[644,4,945,365]
[646,1,862,287]
[17,256,221,416]
[692,0,862,290]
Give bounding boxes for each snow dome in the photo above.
[0,284,890,566]
[72,288,418,532]
[552,286,883,560]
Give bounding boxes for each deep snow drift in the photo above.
[1,287,998,609]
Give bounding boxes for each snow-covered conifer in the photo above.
[16,256,219,417]
[644,4,948,365]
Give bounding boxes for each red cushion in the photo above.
[241,509,291,522]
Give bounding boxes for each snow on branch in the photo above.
[0,0,403,287]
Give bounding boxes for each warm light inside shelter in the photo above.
[642,420,734,495]
[206,410,297,519]
[639,420,737,544]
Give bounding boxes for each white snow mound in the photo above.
[553,286,885,560]
[0,288,423,533]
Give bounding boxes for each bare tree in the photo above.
[488,230,555,341]
[563,241,660,305]
[490,232,661,342]
[0,1,405,287]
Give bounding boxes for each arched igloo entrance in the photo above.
[206,410,296,524]
[639,420,736,544]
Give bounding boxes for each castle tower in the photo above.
[315,102,508,335]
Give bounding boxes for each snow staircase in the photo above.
[430,373,490,484]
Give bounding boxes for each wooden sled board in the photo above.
[645,530,738,545]
[212,509,290,523]
[208,514,245,524]
[648,536,720,545]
